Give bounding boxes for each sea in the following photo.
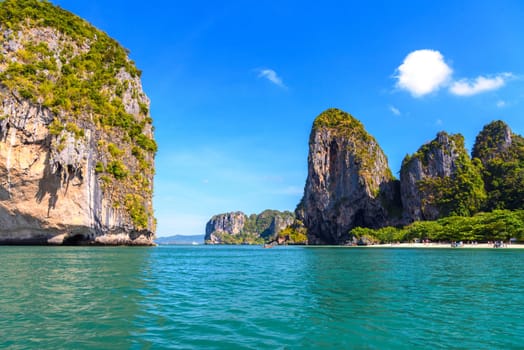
[1,245,523,349]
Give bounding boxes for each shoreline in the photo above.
[346,242,524,249]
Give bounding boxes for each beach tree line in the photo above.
[350,209,524,244]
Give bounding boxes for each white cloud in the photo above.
[389,105,401,116]
[449,73,511,96]
[395,49,452,97]
[258,68,285,87]
[497,100,506,108]
[435,119,443,126]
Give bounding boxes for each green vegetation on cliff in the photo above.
[403,132,486,218]
[205,210,295,245]
[0,0,155,230]
[313,108,395,183]
[472,120,524,211]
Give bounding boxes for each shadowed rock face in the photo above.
[400,132,463,222]
[205,212,246,244]
[297,108,399,245]
[400,131,486,222]
[0,2,155,245]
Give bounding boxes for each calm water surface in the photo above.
[0,246,523,349]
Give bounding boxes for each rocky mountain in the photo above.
[205,210,294,244]
[0,0,156,244]
[296,108,400,245]
[472,120,524,210]
[400,132,485,222]
[295,109,519,245]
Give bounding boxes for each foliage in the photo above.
[472,120,524,211]
[349,209,524,244]
[106,160,128,180]
[208,232,264,245]
[124,194,148,229]
[107,143,124,157]
[404,132,486,218]
[242,210,295,239]
[277,221,308,244]
[0,0,156,230]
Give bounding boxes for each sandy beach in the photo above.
[361,242,524,249]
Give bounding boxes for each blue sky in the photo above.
[52,0,524,236]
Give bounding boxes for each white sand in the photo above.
[359,242,524,249]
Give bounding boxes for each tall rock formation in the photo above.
[472,120,524,210]
[297,108,400,245]
[400,132,485,222]
[0,0,156,244]
[205,210,294,244]
[205,212,246,244]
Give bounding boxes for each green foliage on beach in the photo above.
[350,209,524,244]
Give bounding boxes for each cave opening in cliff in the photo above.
[353,209,366,228]
[63,234,88,245]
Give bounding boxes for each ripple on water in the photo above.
[1,246,524,349]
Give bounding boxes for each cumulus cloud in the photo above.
[258,68,285,88]
[395,49,452,97]
[449,73,512,96]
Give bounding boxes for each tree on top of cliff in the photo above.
[314,108,368,138]
[312,108,393,181]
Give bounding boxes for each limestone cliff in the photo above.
[205,210,294,244]
[0,0,156,244]
[400,132,485,222]
[297,108,399,245]
[472,120,524,210]
[205,212,246,244]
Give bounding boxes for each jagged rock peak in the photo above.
[400,131,485,222]
[0,0,156,245]
[472,120,515,162]
[472,120,524,210]
[297,108,399,245]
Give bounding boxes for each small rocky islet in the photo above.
[207,108,524,245]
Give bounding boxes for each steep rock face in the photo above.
[205,212,246,244]
[0,1,156,244]
[205,210,295,244]
[401,132,485,222]
[472,120,524,210]
[297,108,399,245]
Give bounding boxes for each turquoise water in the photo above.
[0,246,523,349]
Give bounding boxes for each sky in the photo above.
[51,0,524,236]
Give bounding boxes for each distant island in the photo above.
[204,210,305,245]
[155,235,204,245]
[0,0,156,245]
[207,108,524,246]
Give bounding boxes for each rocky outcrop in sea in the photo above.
[205,210,294,244]
[0,1,156,245]
[296,108,400,244]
